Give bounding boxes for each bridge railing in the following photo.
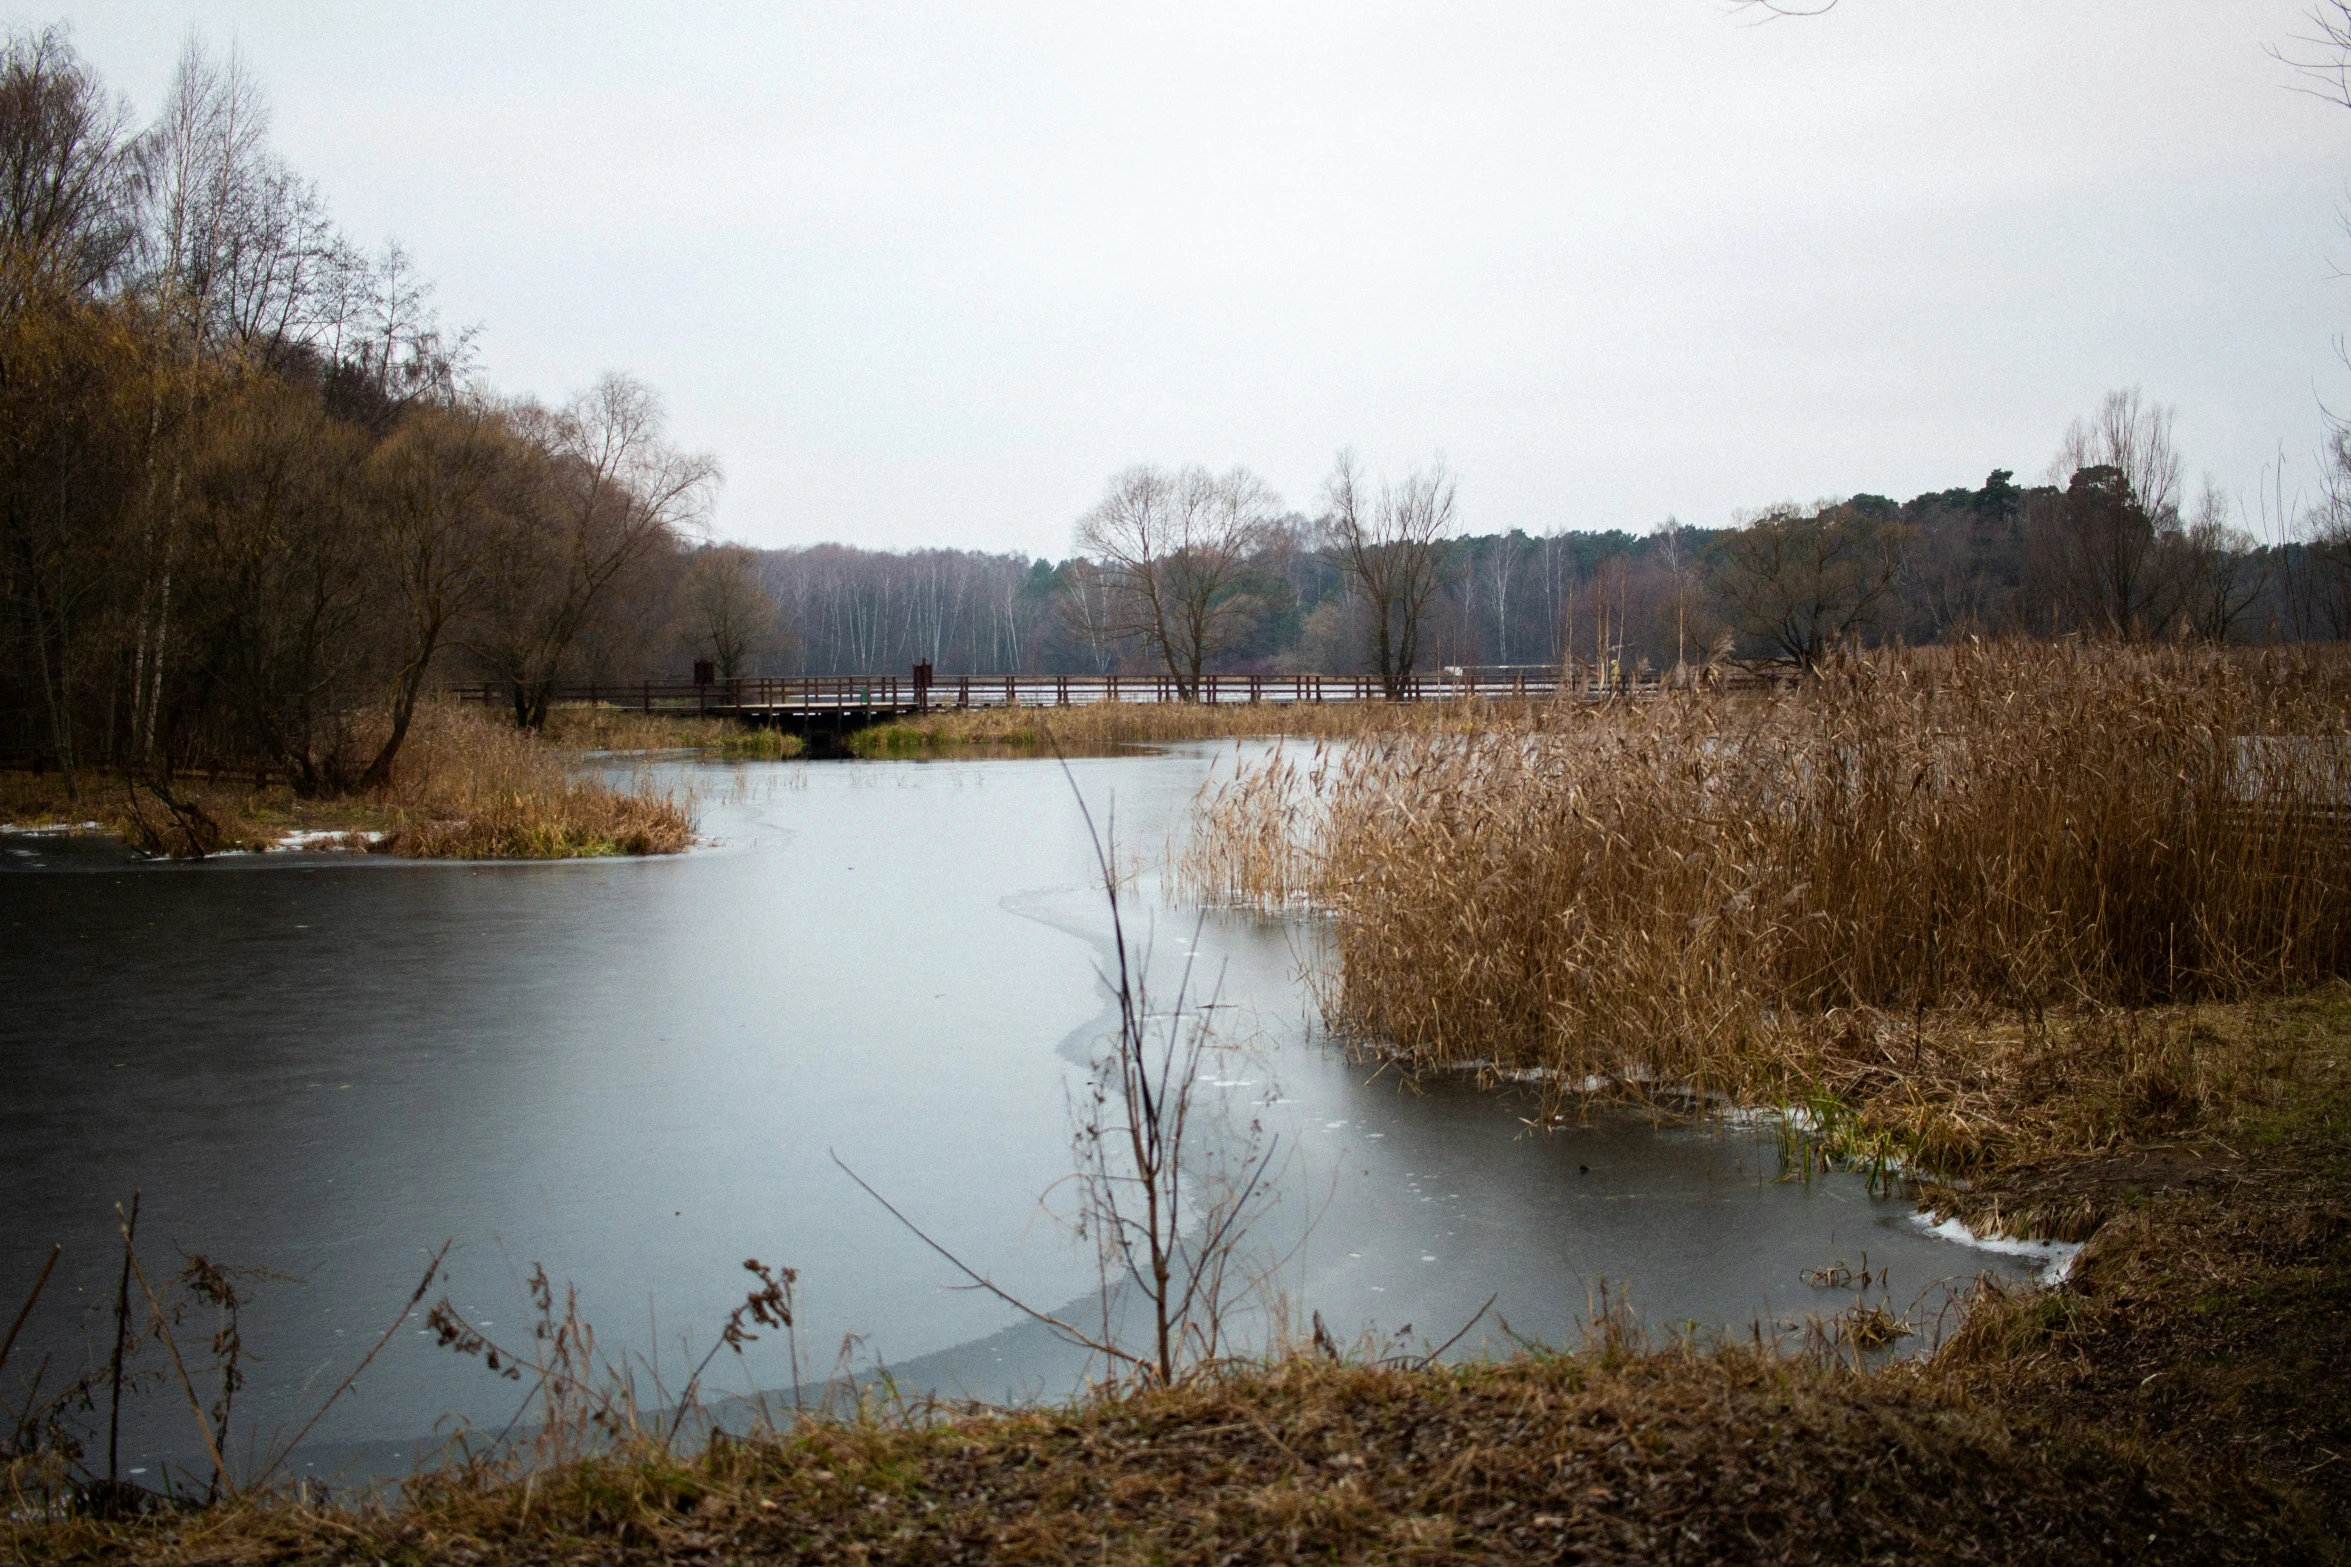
[447,666,1758,715]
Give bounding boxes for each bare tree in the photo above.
[1075,463,1276,700]
[2176,478,2265,641]
[681,543,778,680]
[1655,514,1694,677]
[0,27,144,308]
[125,32,274,764]
[472,374,717,728]
[1706,500,1904,666]
[1065,813,1279,1384]
[355,398,520,787]
[2053,387,2183,531]
[182,377,374,793]
[2274,2,2351,108]
[1321,449,1457,700]
[2305,424,2351,637]
[840,777,1280,1388]
[1054,555,1123,673]
[0,29,150,796]
[2025,388,2192,636]
[1484,531,1526,665]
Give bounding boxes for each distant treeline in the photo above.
[7,29,2349,790]
[757,411,2348,685]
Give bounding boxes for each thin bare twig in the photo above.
[251,1238,452,1488]
[830,1151,1148,1374]
[107,1192,139,1486]
[0,1243,61,1380]
[121,1240,232,1497]
[1415,1292,1500,1370]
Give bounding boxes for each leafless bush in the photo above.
[843,748,1282,1387]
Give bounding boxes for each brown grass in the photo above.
[0,704,698,860]
[1183,641,2351,1172]
[371,703,695,858]
[1919,989,2351,1534]
[538,703,803,759]
[8,1347,2323,1565]
[0,769,383,855]
[848,695,1536,756]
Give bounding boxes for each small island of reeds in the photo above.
[0,703,797,861]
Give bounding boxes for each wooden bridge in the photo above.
[451,664,1650,730]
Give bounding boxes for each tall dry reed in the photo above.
[851,695,1541,756]
[379,702,694,857]
[539,703,803,758]
[1174,742,1333,909]
[1186,643,2351,1118]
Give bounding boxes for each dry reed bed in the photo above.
[367,704,696,858]
[1182,643,2351,1173]
[538,704,803,759]
[848,695,1545,756]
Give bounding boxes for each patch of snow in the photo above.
[1910,1212,2084,1283]
[271,828,385,851]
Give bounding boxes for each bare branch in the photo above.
[251,1238,451,1487]
[830,1151,1147,1373]
[2272,1,2351,109]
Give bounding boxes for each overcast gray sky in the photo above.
[18,1,2350,556]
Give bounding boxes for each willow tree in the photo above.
[470,373,717,729]
[1321,449,1456,700]
[1075,463,1277,701]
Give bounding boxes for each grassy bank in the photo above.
[7,1356,2325,1564]
[1903,984,2351,1548]
[846,695,1539,756]
[0,703,719,860]
[10,1002,2346,1562]
[539,704,804,760]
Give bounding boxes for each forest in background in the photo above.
[7,25,2351,791]
[756,423,2338,690]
